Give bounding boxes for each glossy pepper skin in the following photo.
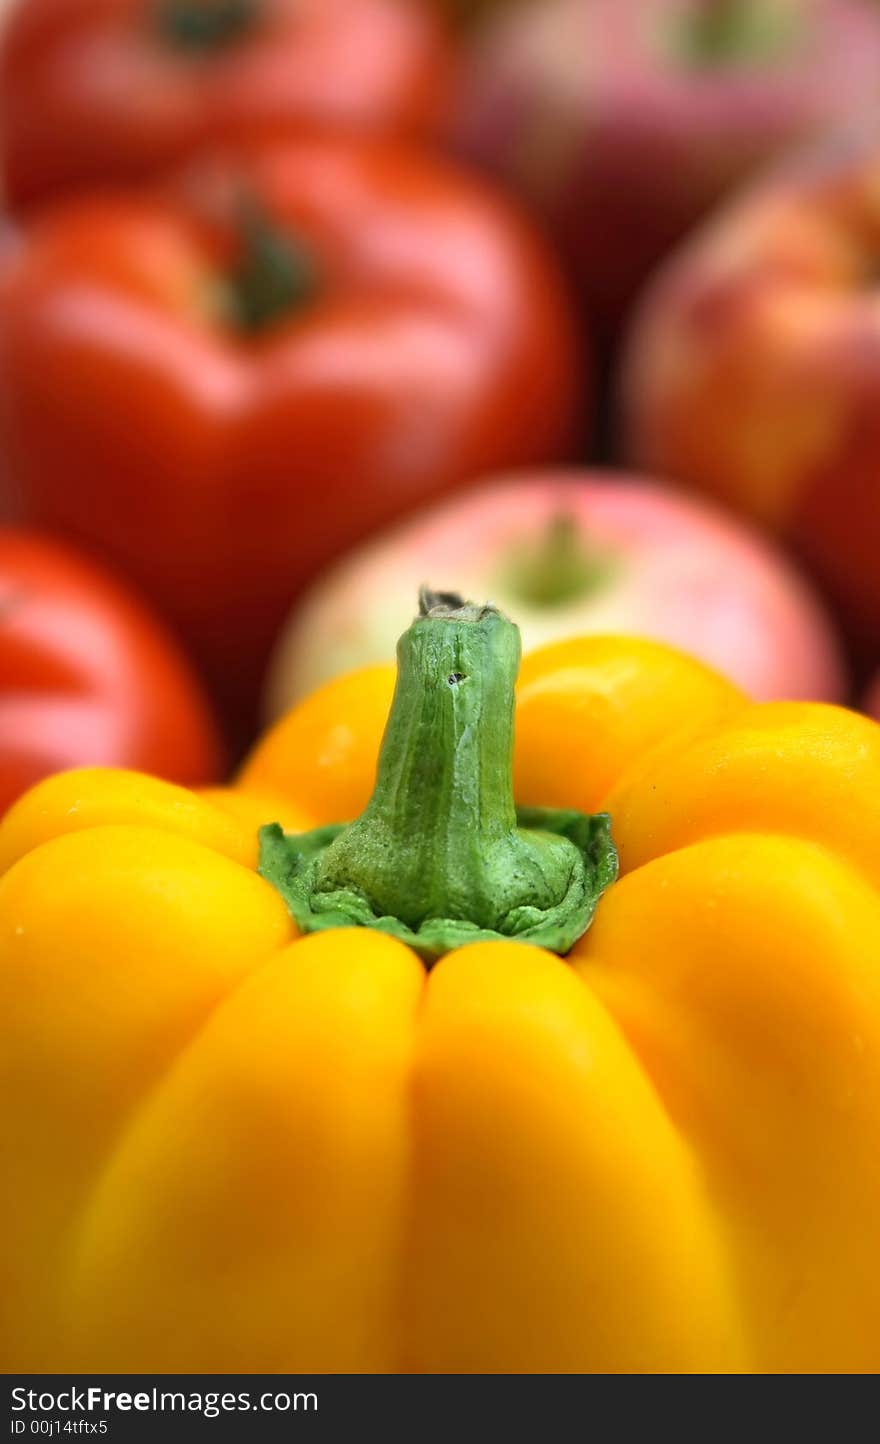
[0,527,223,814]
[0,0,452,207]
[0,138,581,728]
[2,633,879,1373]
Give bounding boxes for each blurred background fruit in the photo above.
[0,527,223,813]
[621,121,880,657]
[434,0,520,24]
[0,0,453,206]
[0,0,875,749]
[0,136,582,736]
[453,0,880,331]
[265,469,844,716]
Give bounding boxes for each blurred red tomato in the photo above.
[0,528,223,814]
[0,0,453,207]
[0,137,582,728]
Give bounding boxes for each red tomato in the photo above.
[0,528,224,813]
[0,137,582,727]
[0,0,453,206]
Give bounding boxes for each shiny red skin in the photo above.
[0,137,582,725]
[621,122,880,653]
[454,0,880,331]
[0,528,224,814]
[0,0,453,207]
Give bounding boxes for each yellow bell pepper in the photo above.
[2,592,879,1375]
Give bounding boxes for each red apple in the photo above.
[866,674,880,723]
[622,121,880,652]
[264,470,845,717]
[453,0,880,329]
[435,0,514,24]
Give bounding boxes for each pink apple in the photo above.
[621,120,880,654]
[452,0,880,329]
[264,470,845,717]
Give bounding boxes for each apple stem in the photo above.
[502,512,611,609]
[683,0,797,67]
[691,0,746,62]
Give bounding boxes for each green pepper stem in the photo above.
[316,590,526,931]
[259,590,617,961]
[157,0,262,52]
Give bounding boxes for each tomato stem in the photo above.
[259,590,617,962]
[157,0,262,52]
[227,200,317,334]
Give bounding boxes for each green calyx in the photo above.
[157,0,261,53]
[259,589,617,964]
[226,200,317,335]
